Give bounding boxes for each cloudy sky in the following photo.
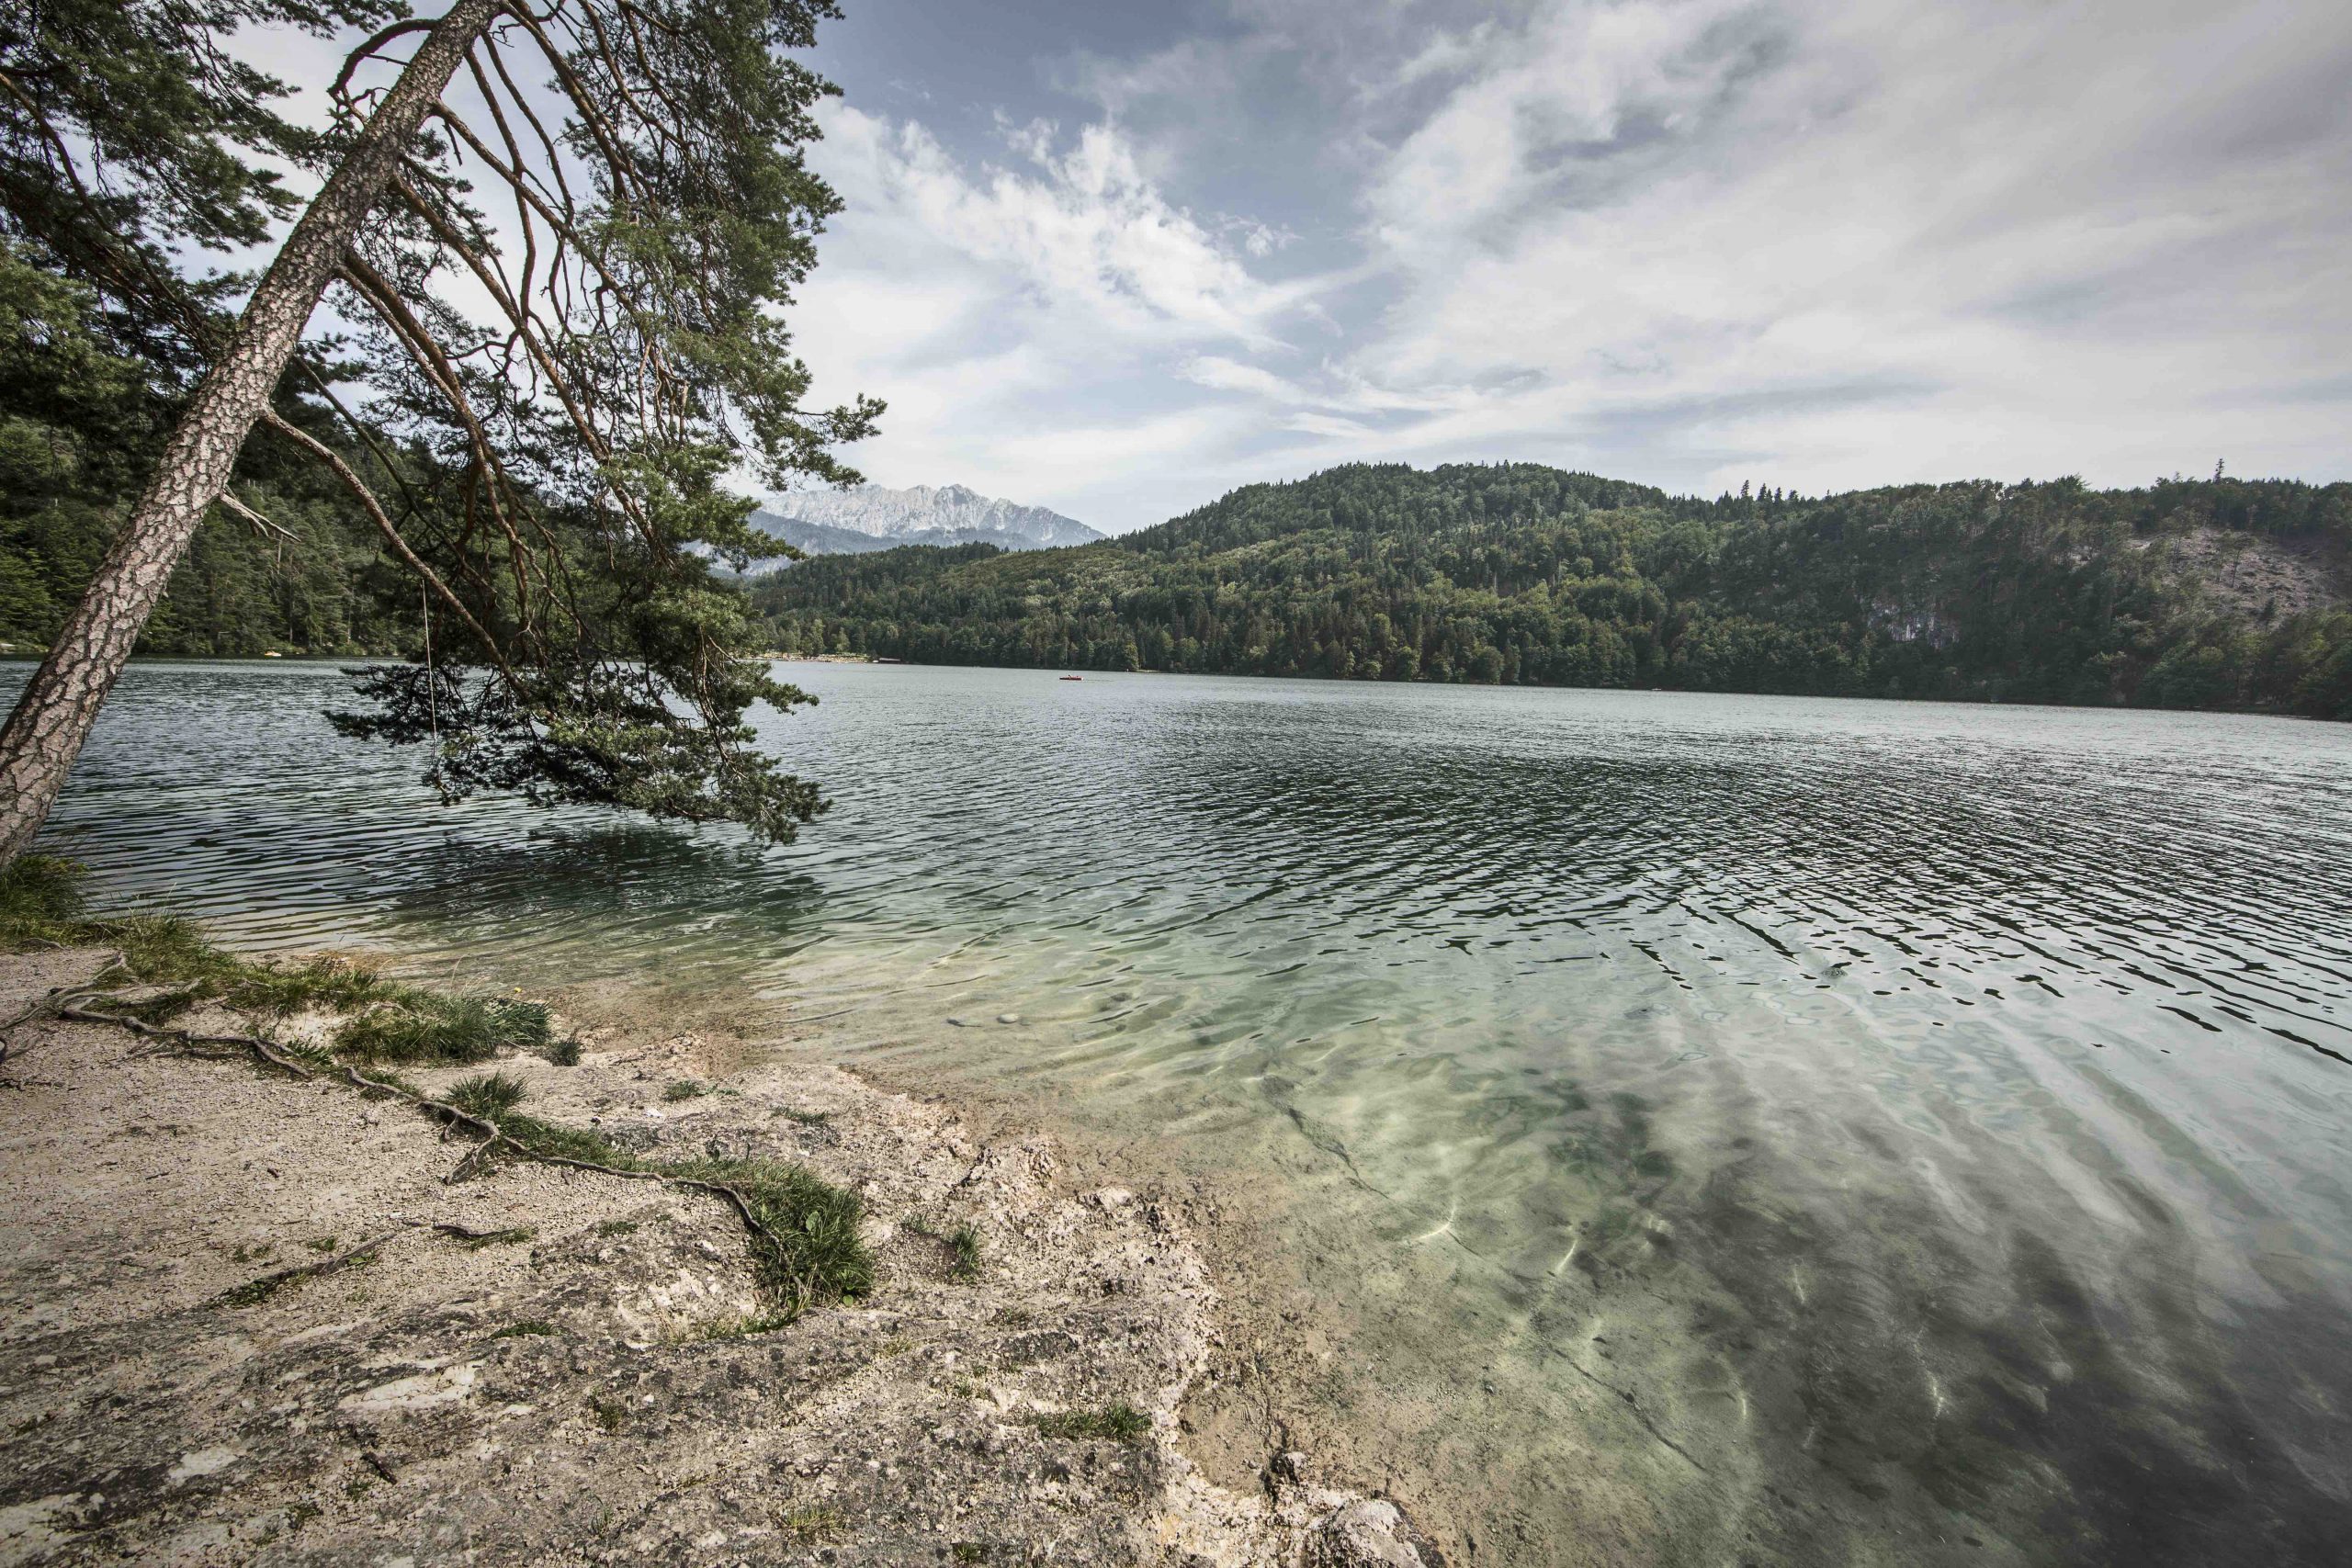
[750,0,2352,532]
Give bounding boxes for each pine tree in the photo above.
[0,0,877,863]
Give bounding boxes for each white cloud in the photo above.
[1320,0,2352,494]
[789,0,2352,527]
[790,105,1345,525]
[818,107,1298,349]
[1180,355,1305,401]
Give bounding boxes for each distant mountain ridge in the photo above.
[747,483,1101,570]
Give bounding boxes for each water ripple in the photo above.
[17,660,2352,1564]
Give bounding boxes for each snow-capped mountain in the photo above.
[750,483,1102,562]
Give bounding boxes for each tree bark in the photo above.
[0,0,497,866]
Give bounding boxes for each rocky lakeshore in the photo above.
[0,947,1443,1567]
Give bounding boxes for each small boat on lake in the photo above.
[1058,675,1082,682]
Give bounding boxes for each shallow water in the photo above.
[20,660,2352,1563]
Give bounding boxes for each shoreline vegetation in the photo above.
[0,858,1445,1566]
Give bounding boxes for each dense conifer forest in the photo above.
[750,463,2352,718]
[0,247,421,660]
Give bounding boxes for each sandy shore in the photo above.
[0,947,1442,1566]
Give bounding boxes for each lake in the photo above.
[18,660,2352,1564]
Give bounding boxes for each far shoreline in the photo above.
[7,648,2341,727]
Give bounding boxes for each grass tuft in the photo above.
[444,1071,529,1120]
[492,1319,560,1338]
[669,1155,874,1314]
[335,990,550,1064]
[662,1078,707,1101]
[905,1213,983,1281]
[1032,1404,1150,1445]
[454,1225,536,1250]
[492,1109,626,1165]
[0,853,86,927]
[776,1504,847,1544]
[945,1223,982,1281]
[424,1075,871,1314]
[1,857,402,1021]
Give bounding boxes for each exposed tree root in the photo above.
[0,954,129,1066]
[38,996,854,1317]
[59,1000,320,1079]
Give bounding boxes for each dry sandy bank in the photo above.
[0,948,1443,1567]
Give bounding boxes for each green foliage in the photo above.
[668,1154,875,1312]
[444,1071,529,1120]
[0,240,423,659]
[0,853,400,1021]
[4,3,879,848]
[0,0,399,357]
[311,0,881,843]
[0,852,85,926]
[489,1108,623,1166]
[1032,1404,1150,1445]
[334,991,550,1065]
[492,1319,560,1338]
[753,464,2352,719]
[662,1078,707,1102]
[218,954,392,1015]
[945,1222,981,1282]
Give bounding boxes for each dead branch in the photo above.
[330,17,440,108]
[216,491,298,548]
[335,256,546,620]
[257,410,523,686]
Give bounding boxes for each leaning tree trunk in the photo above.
[0,0,497,866]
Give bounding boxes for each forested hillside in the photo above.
[752,463,2352,718]
[0,246,419,660]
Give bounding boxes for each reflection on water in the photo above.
[22,660,2352,1564]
